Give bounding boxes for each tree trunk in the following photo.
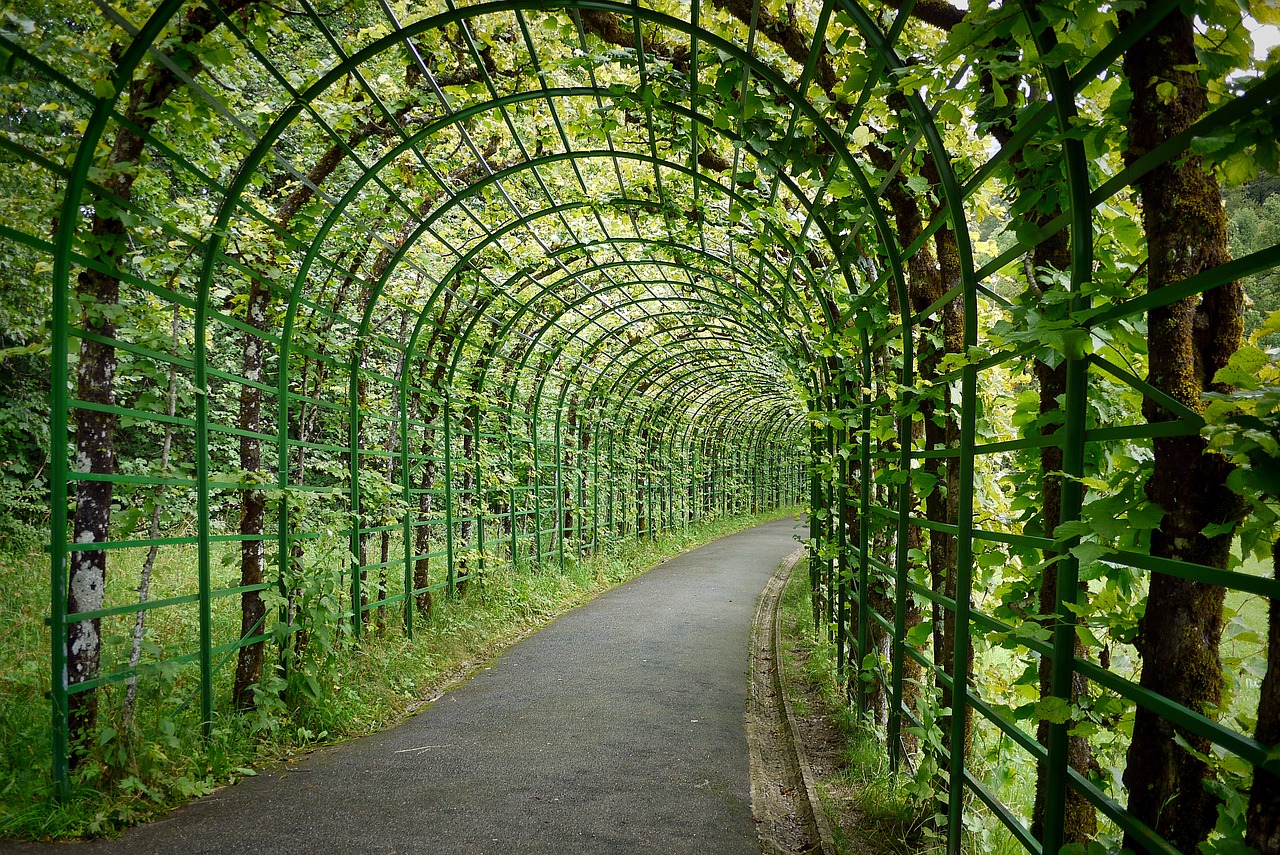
[1246,537,1280,854]
[68,263,117,754]
[233,279,271,710]
[1120,9,1245,852]
[932,218,971,758]
[65,0,257,757]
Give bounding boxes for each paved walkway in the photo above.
[27,517,805,854]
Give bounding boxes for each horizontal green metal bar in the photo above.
[972,527,1054,551]
[70,472,198,488]
[968,691,1043,765]
[357,523,408,536]
[71,328,195,372]
[66,634,259,696]
[68,399,195,429]
[65,532,273,552]
[1081,654,1280,775]
[206,423,282,445]
[358,590,410,611]
[976,434,1057,455]
[964,601,1278,772]
[910,447,964,460]
[1089,243,1280,328]
[206,367,278,396]
[286,390,350,413]
[1089,355,1204,426]
[934,342,1038,384]
[408,579,453,597]
[1064,767,1179,855]
[1101,549,1280,600]
[286,438,354,454]
[64,582,271,624]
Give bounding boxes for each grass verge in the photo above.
[776,558,933,855]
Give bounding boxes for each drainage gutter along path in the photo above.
[24,517,807,855]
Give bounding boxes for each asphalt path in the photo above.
[18,517,805,854]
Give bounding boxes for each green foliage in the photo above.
[1203,311,1280,559]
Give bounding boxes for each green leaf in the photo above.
[1036,696,1072,724]
[1201,519,1237,538]
[1070,541,1108,565]
[1215,365,1258,388]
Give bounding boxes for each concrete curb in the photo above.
[772,549,839,855]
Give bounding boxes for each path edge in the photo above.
[748,548,839,855]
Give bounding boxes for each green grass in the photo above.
[0,507,801,841]
[777,559,934,854]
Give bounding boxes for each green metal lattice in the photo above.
[1,0,1278,851]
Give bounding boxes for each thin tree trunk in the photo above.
[932,216,970,758]
[122,307,182,730]
[1120,8,1245,852]
[232,280,271,710]
[412,292,457,618]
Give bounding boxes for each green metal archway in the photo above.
[3,0,1279,851]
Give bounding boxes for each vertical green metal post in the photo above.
[400,374,414,639]
[592,433,600,551]
[889,345,915,770]
[670,458,680,529]
[508,423,518,563]
[474,406,486,581]
[646,448,655,539]
[691,446,699,525]
[944,374,978,854]
[809,420,824,634]
[555,410,566,569]
[531,405,542,563]
[825,422,836,639]
[835,418,849,678]
[1020,4,1093,847]
[857,363,872,714]
[443,397,456,598]
[194,249,214,736]
[48,122,83,800]
[348,352,363,638]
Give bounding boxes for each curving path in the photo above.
[20,517,806,855]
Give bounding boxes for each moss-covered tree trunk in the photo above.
[1246,537,1280,853]
[1120,9,1245,852]
[1028,238,1097,845]
[232,278,271,710]
[929,216,971,758]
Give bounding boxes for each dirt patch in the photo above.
[776,634,899,855]
[747,552,826,854]
[750,553,924,855]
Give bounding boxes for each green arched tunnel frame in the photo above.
[3,0,1279,851]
